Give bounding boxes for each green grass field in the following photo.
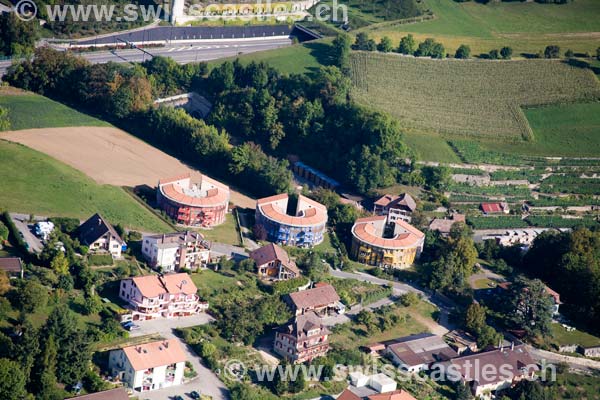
[208,38,334,75]
[366,0,600,55]
[200,212,241,246]
[0,140,171,232]
[349,52,600,157]
[551,323,600,348]
[0,94,110,130]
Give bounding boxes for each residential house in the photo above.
[287,283,341,316]
[481,202,510,215]
[445,344,538,398]
[0,257,24,279]
[428,214,466,236]
[141,231,210,272]
[77,213,125,258]
[274,311,330,363]
[119,273,207,321]
[249,243,300,281]
[67,388,129,400]
[580,345,600,358]
[385,333,458,373]
[373,193,417,223]
[109,339,186,393]
[338,372,417,400]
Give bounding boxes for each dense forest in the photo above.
[4,46,412,196]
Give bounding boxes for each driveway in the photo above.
[9,213,44,254]
[210,242,248,262]
[129,315,229,400]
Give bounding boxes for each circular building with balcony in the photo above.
[255,194,328,247]
[351,216,425,269]
[157,173,230,228]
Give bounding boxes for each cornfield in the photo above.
[349,52,600,141]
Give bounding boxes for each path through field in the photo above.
[2,127,255,208]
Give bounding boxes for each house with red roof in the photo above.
[109,339,186,393]
[287,283,341,316]
[119,273,207,320]
[274,311,330,363]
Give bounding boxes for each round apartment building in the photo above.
[157,173,230,228]
[255,194,328,247]
[351,216,425,269]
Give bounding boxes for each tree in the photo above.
[356,310,378,332]
[488,49,500,59]
[353,33,376,51]
[564,49,574,58]
[15,280,48,313]
[500,46,513,60]
[415,38,445,58]
[398,34,416,55]
[454,381,473,400]
[477,325,502,349]
[597,46,600,60]
[0,358,27,400]
[50,251,69,275]
[0,107,9,131]
[455,44,471,59]
[464,303,486,333]
[332,33,352,71]
[0,271,9,296]
[82,293,102,315]
[421,165,451,190]
[0,13,37,57]
[505,277,553,337]
[544,45,561,59]
[377,36,394,53]
[400,292,420,307]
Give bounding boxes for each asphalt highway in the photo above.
[0,37,292,76]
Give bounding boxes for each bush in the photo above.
[544,45,561,59]
[455,44,471,59]
[87,253,113,266]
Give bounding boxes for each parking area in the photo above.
[9,213,44,253]
[128,314,228,400]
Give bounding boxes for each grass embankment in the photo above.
[0,140,171,232]
[0,93,110,130]
[208,38,335,75]
[367,0,600,55]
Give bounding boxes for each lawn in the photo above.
[208,38,334,75]
[366,0,600,55]
[190,269,242,298]
[551,323,600,348]
[200,211,241,246]
[350,52,600,155]
[330,303,431,349]
[0,140,171,232]
[0,93,110,131]
[403,131,460,163]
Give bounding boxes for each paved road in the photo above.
[210,242,248,262]
[129,314,229,400]
[0,38,292,76]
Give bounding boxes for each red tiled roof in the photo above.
[122,339,186,371]
[352,216,424,249]
[481,203,507,214]
[257,194,327,227]
[67,388,129,400]
[159,174,229,208]
[337,389,362,400]
[289,284,339,310]
[368,390,417,400]
[130,273,197,298]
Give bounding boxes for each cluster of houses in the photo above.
[362,332,538,398]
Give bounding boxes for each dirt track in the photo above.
[1,127,255,208]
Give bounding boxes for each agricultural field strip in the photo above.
[350,52,600,140]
